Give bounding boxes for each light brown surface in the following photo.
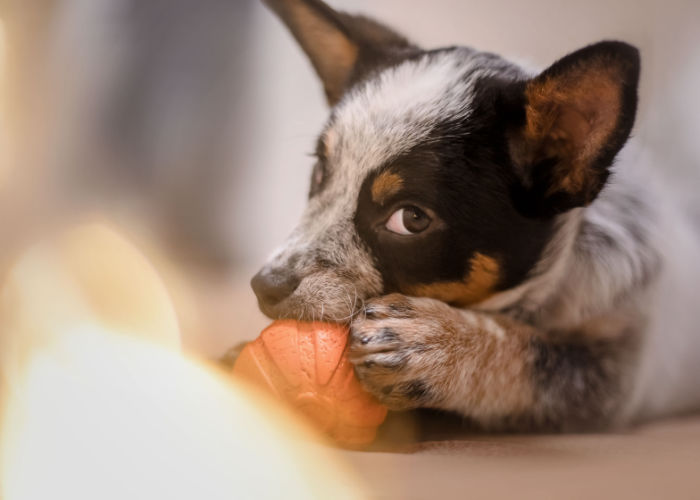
[343,415,700,499]
[190,277,699,499]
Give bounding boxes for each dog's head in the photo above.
[252,0,640,321]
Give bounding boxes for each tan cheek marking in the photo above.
[404,253,500,306]
[371,171,404,204]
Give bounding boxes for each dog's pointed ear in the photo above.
[263,0,415,105]
[508,41,640,217]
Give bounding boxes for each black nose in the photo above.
[250,269,301,308]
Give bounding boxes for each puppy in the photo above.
[251,0,700,430]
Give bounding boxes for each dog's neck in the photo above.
[476,171,661,333]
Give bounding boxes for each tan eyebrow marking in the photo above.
[371,171,404,205]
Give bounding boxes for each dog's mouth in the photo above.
[256,289,367,324]
[253,272,371,324]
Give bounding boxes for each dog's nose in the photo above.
[250,268,301,308]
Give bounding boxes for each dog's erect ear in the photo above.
[508,41,640,217]
[263,0,415,105]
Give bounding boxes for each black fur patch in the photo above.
[529,334,635,430]
[352,69,557,299]
[398,380,432,402]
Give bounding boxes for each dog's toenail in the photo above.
[361,336,370,344]
[363,360,375,368]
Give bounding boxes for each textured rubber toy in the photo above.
[232,320,388,447]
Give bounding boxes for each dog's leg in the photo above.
[349,294,636,430]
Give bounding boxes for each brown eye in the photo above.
[385,206,431,235]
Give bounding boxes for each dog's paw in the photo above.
[349,294,464,410]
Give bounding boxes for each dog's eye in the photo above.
[385,206,431,235]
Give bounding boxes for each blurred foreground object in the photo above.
[233,320,388,447]
[0,224,365,500]
[0,223,182,363]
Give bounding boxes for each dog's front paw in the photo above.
[349,294,463,410]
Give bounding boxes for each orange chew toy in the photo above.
[232,320,388,447]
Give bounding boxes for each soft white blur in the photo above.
[2,329,365,500]
[0,224,364,500]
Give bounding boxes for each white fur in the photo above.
[309,48,489,239]
[624,178,700,421]
[262,49,498,317]
[481,149,700,423]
